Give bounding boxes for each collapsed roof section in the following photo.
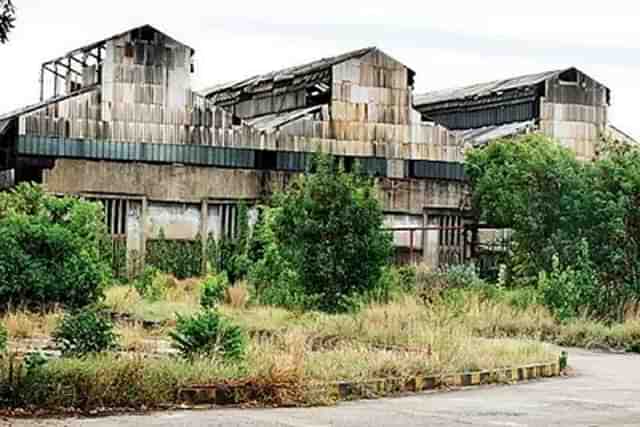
[454,120,536,147]
[201,47,417,121]
[38,24,194,103]
[414,69,566,106]
[414,67,611,134]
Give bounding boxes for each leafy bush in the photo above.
[169,310,246,361]
[537,242,600,322]
[254,155,393,313]
[52,309,118,357]
[0,183,111,309]
[200,272,229,309]
[132,266,175,301]
[0,323,7,353]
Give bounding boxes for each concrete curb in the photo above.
[177,361,561,405]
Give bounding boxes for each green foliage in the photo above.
[24,352,48,375]
[0,323,6,353]
[132,265,154,297]
[0,183,111,309]
[0,0,15,44]
[467,135,640,320]
[255,155,393,313]
[145,230,202,279]
[248,207,309,309]
[52,309,118,357]
[200,272,229,309]
[206,203,253,284]
[537,242,600,321]
[132,266,172,301]
[169,310,246,361]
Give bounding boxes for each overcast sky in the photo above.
[2,0,640,137]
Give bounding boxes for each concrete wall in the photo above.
[42,157,468,269]
[539,99,607,161]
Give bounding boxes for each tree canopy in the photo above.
[466,135,640,320]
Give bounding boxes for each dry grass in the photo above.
[103,285,143,314]
[225,282,250,309]
[104,283,199,323]
[2,308,63,339]
[116,322,165,353]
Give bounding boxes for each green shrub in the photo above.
[256,155,393,313]
[52,309,118,357]
[169,310,246,361]
[538,243,599,322]
[146,230,202,279]
[0,183,111,309]
[0,324,7,353]
[200,272,229,309]
[132,265,159,296]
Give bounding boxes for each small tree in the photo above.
[0,183,111,309]
[266,155,393,313]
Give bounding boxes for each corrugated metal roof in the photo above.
[606,124,638,145]
[0,119,11,137]
[0,85,99,122]
[414,69,567,106]
[454,120,536,146]
[246,105,324,131]
[200,47,377,97]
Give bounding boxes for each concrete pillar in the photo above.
[200,199,208,275]
[422,210,440,270]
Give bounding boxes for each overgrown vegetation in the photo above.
[52,309,118,357]
[170,310,247,361]
[200,272,229,309]
[0,184,111,309]
[467,135,640,321]
[249,155,393,313]
[0,324,6,353]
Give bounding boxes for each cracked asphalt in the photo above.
[6,349,640,426]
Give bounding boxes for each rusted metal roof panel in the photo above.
[245,105,324,131]
[414,69,566,107]
[454,120,536,146]
[201,47,376,98]
[0,86,99,122]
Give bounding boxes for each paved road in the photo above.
[6,349,640,426]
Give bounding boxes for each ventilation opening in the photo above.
[306,82,331,106]
[255,150,277,170]
[559,69,579,85]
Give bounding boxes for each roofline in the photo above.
[414,66,612,107]
[42,24,195,68]
[0,85,99,122]
[200,46,383,98]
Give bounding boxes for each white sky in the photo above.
[2,0,640,137]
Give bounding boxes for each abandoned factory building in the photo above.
[414,68,636,160]
[0,25,633,271]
